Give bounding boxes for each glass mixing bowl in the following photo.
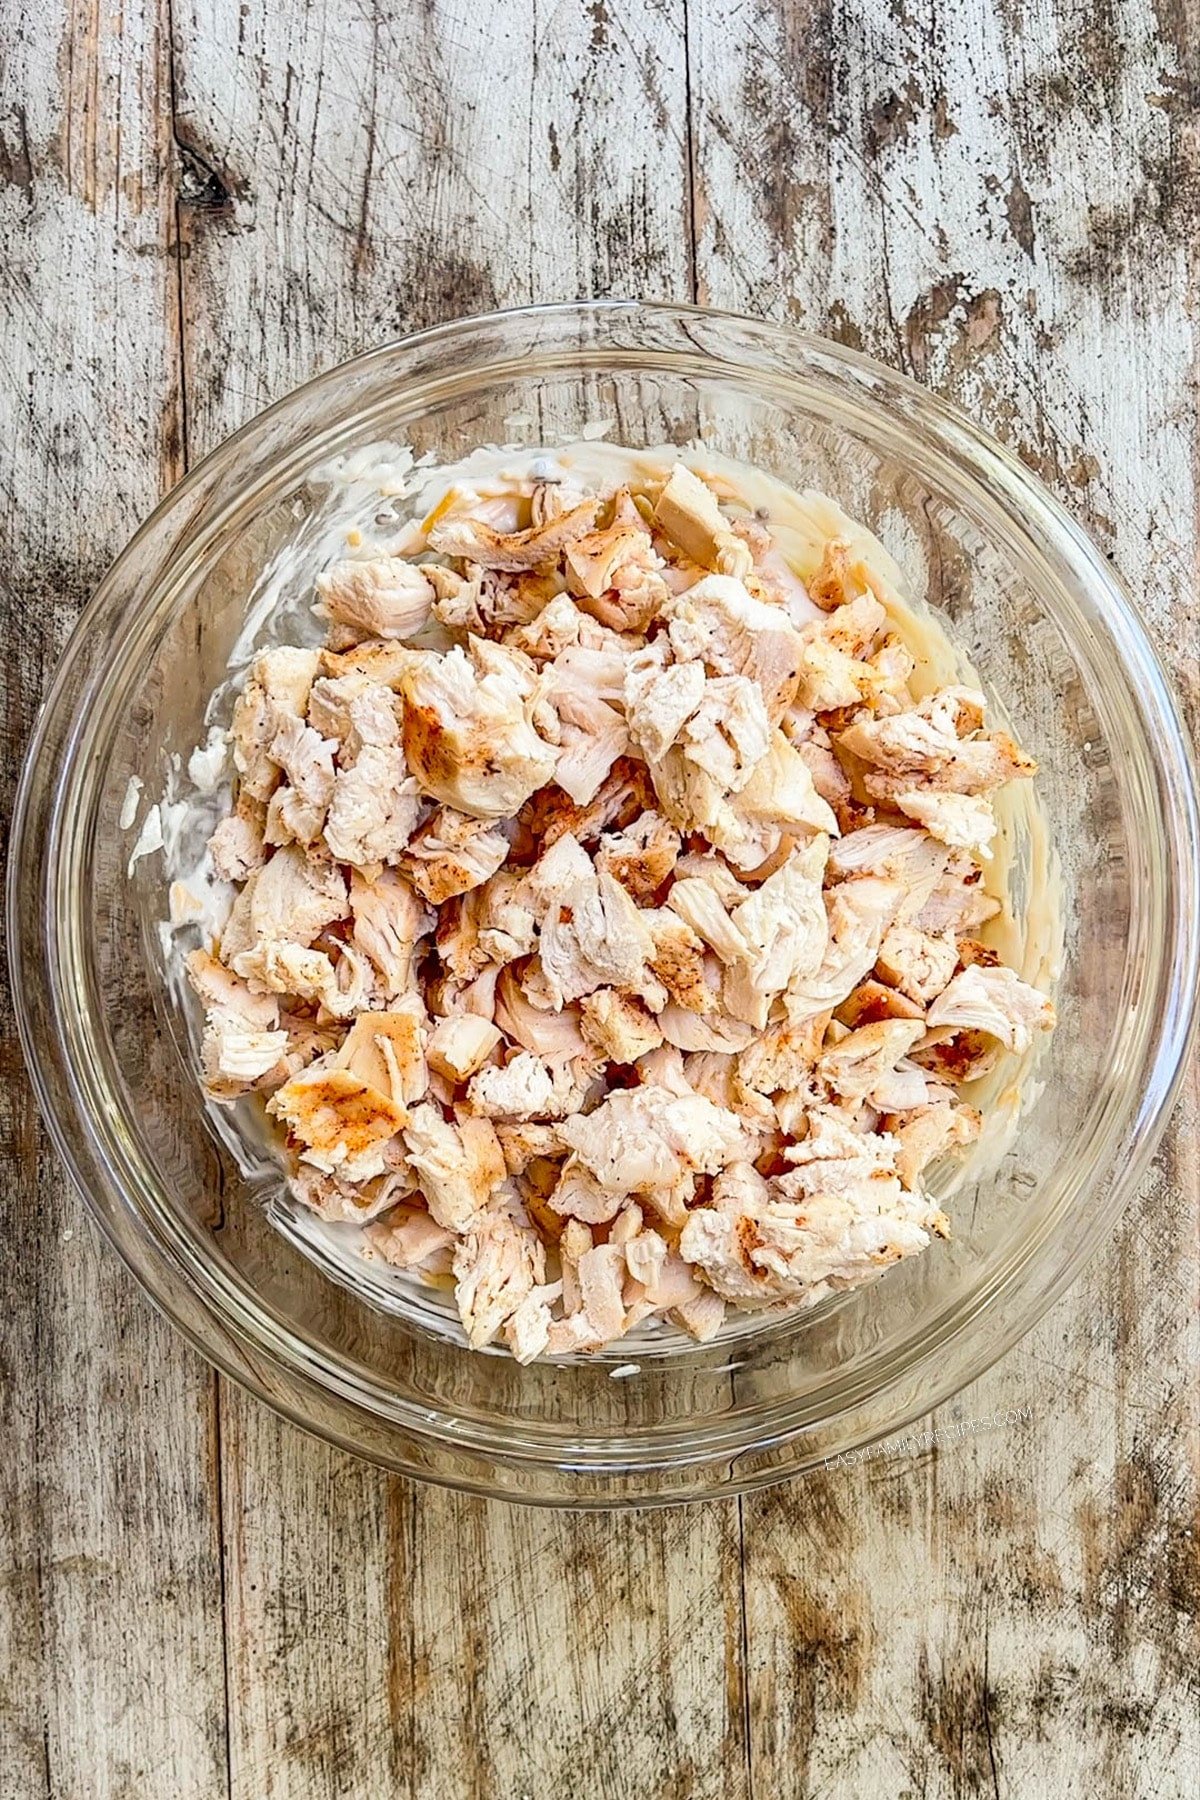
[10,302,1198,1505]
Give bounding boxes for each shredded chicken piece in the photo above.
[317,557,435,641]
[396,806,510,903]
[925,964,1056,1054]
[400,639,557,818]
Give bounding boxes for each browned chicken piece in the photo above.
[835,978,925,1029]
[268,1056,408,1182]
[874,923,958,1005]
[231,646,322,801]
[925,964,1056,1054]
[402,1103,507,1229]
[318,639,421,688]
[642,909,713,1014]
[578,988,664,1063]
[396,806,511,904]
[515,754,655,851]
[425,1013,502,1083]
[736,1011,832,1096]
[289,1165,417,1227]
[400,640,558,819]
[564,495,669,629]
[427,496,600,571]
[653,463,753,579]
[838,687,1036,800]
[806,536,891,612]
[595,810,681,904]
[316,557,435,641]
[886,1103,982,1191]
[783,873,906,1022]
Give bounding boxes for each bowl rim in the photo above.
[9,297,1200,1505]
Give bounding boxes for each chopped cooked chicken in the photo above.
[838,688,1036,798]
[209,794,268,883]
[578,988,664,1063]
[466,1051,587,1121]
[324,747,422,867]
[642,908,713,1014]
[268,1056,407,1181]
[403,1103,507,1229]
[888,788,998,855]
[230,647,321,802]
[662,574,805,723]
[364,1206,456,1274]
[428,497,600,571]
[558,1084,749,1196]
[595,809,680,904]
[400,639,557,818]
[425,1013,503,1083]
[816,1018,926,1105]
[452,1195,547,1348]
[220,845,348,965]
[397,806,510,903]
[653,463,752,578]
[317,557,435,641]
[875,923,958,1005]
[623,647,707,761]
[348,868,432,998]
[189,444,1053,1360]
[538,867,655,1006]
[926,964,1056,1054]
[544,655,631,804]
[889,1103,982,1190]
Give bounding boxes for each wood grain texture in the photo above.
[2,0,1197,1796]
[0,1,227,1796]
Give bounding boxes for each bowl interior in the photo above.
[22,305,1196,1502]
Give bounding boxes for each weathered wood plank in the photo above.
[0,2,228,1795]
[692,1,1200,1793]
[171,6,747,1797]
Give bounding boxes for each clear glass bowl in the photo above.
[10,302,1198,1506]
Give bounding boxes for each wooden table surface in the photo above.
[2,3,1198,1796]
